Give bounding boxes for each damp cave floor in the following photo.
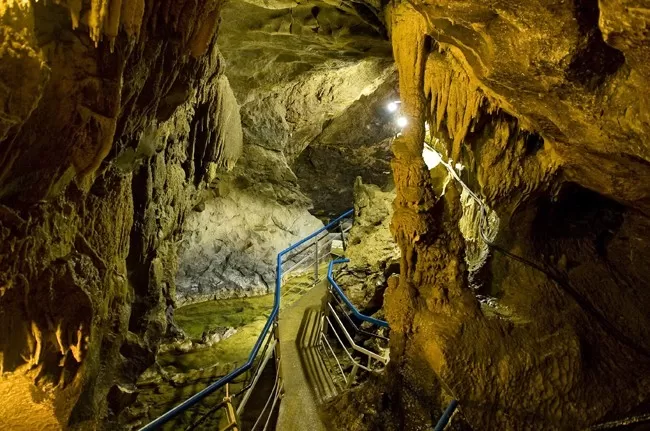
[276,280,332,431]
[127,271,333,430]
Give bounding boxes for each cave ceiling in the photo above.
[219,0,391,96]
[388,0,650,214]
[218,0,393,156]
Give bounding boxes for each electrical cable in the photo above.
[439,159,650,359]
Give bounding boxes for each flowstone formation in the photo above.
[334,178,399,314]
[368,1,650,430]
[0,1,241,428]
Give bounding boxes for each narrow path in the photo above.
[276,281,331,431]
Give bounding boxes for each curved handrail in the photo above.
[140,209,354,430]
[433,399,458,431]
[327,258,389,328]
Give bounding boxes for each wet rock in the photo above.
[176,189,323,304]
[200,327,238,347]
[335,178,399,313]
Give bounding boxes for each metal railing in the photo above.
[322,260,459,431]
[433,400,458,431]
[278,210,353,297]
[317,258,390,390]
[140,209,354,430]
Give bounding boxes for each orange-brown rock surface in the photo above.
[2,0,650,429]
[379,1,650,430]
[0,1,240,428]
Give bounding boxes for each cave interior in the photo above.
[1,0,650,430]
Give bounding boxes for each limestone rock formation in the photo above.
[335,178,399,314]
[0,1,241,428]
[294,78,398,216]
[375,2,650,430]
[176,182,323,305]
[172,0,398,303]
[219,0,396,217]
[4,0,650,429]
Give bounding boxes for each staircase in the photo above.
[139,209,457,431]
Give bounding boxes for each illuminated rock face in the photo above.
[2,0,650,429]
[172,0,397,303]
[0,1,239,428]
[218,0,396,217]
[373,2,650,430]
[0,0,394,427]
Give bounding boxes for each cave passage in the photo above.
[2,0,650,430]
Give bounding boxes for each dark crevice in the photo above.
[350,3,388,39]
[126,163,154,334]
[188,102,212,186]
[566,0,625,90]
[523,131,544,156]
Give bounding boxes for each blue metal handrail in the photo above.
[327,258,389,328]
[140,209,354,430]
[433,399,458,431]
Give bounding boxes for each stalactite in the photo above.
[88,0,109,47]
[104,0,122,52]
[66,0,82,29]
[50,0,146,49]
[424,50,484,161]
[120,0,145,38]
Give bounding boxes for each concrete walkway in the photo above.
[275,281,332,431]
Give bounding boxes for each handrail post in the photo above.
[346,363,359,389]
[320,287,331,337]
[314,239,319,282]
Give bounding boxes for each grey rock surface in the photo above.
[176,185,323,304]
[336,178,399,313]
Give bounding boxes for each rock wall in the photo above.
[220,0,396,217]
[293,78,398,216]
[0,1,241,428]
[334,178,399,314]
[176,182,322,305]
[171,0,398,302]
[375,2,650,430]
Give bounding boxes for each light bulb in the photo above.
[396,116,408,128]
[387,101,400,112]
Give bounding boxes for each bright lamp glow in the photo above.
[396,116,408,128]
[422,146,442,169]
[387,101,400,112]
